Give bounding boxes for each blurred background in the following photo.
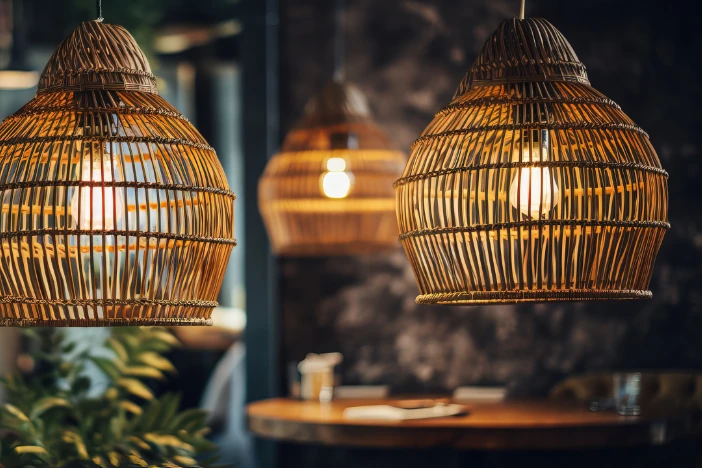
[0,0,700,467]
[278,0,702,398]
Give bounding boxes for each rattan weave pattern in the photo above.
[0,21,235,325]
[38,20,157,94]
[259,80,405,256]
[457,17,590,91]
[395,18,669,305]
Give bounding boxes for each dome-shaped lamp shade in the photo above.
[395,18,669,305]
[259,80,405,256]
[0,21,236,326]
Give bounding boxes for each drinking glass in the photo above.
[614,372,641,416]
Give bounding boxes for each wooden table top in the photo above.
[247,398,695,450]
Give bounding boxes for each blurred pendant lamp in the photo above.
[0,1,236,326]
[395,0,669,305]
[258,0,405,256]
[0,0,39,90]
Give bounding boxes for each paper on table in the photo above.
[343,404,468,421]
[452,386,506,402]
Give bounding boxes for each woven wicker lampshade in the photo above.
[0,20,235,326]
[259,80,405,255]
[395,18,669,305]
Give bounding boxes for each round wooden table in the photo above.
[247,398,693,450]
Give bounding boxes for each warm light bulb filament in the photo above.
[509,129,559,218]
[71,154,125,230]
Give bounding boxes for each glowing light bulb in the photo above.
[71,155,125,230]
[509,129,559,218]
[326,157,346,172]
[321,157,353,199]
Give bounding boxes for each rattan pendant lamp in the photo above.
[0,2,235,326]
[258,0,405,255]
[395,0,669,305]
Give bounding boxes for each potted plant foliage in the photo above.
[0,327,223,467]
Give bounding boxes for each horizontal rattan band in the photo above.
[416,289,652,305]
[411,123,649,150]
[438,96,621,116]
[393,160,668,188]
[0,180,236,199]
[467,73,591,88]
[40,67,157,81]
[38,68,158,94]
[398,219,670,240]
[0,317,213,327]
[37,82,159,94]
[0,296,218,308]
[6,106,190,123]
[0,135,215,152]
[0,228,237,245]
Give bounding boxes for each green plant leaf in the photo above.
[91,455,107,467]
[122,366,165,380]
[137,352,176,373]
[179,431,219,453]
[115,378,154,400]
[108,451,121,466]
[171,409,209,433]
[173,455,198,466]
[30,397,71,420]
[120,333,140,354]
[4,403,30,421]
[14,445,47,454]
[62,429,89,459]
[134,398,161,433]
[90,357,122,380]
[126,451,149,467]
[110,410,127,442]
[0,327,221,467]
[144,433,194,452]
[127,435,150,451]
[119,400,143,416]
[158,393,181,430]
[106,337,129,362]
[61,341,77,354]
[150,329,181,347]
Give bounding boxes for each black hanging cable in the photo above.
[333,0,345,81]
[96,0,104,21]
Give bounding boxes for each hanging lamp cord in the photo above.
[519,0,526,19]
[96,0,104,22]
[333,0,345,81]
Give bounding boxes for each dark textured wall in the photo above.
[278,0,702,397]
